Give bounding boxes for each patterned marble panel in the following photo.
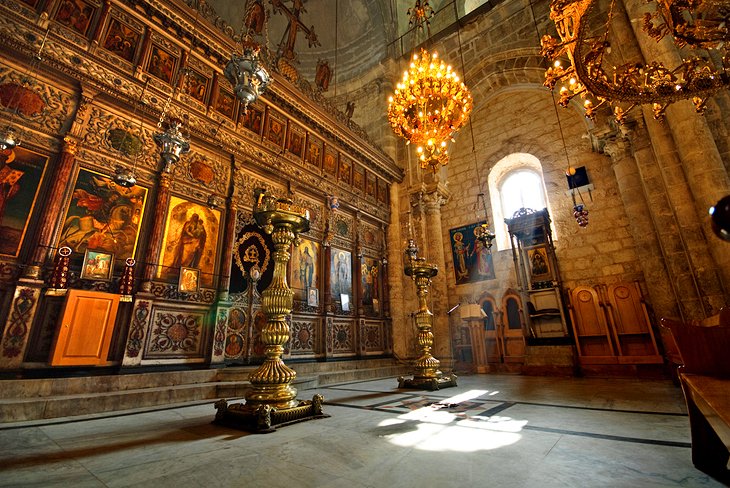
[289,316,319,357]
[360,319,385,355]
[332,318,356,356]
[143,306,208,359]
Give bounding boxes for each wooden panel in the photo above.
[603,283,661,362]
[50,290,120,366]
[500,292,526,363]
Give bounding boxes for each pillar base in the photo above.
[398,373,458,391]
[213,394,329,433]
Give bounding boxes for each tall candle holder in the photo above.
[398,239,457,390]
[214,189,327,432]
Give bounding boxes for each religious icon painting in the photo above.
[361,256,380,316]
[184,68,210,104]
[366,171,376,198]
[330,248,352,300]
[377,178,388,204]
[0,147,48,257]
[147,43,178,85]
[178,266,200,293]
[449,221,495,284]
[241,105,263,136]
[352,165,365,193]
[157,195,220,288]
[230,223,274,294]
[58,167,148,258]
[307,287,319,307]
[287,126,305,159]
[80,249,114,281]
[290,238,319,301]
[338,157,351,185]
[305,136,322,168]
[526,245,551,282]
[266,113,286,147]
[54,0,97,36]
[323,147,337,177]
[214,88,236,119]
[102,17,141,63]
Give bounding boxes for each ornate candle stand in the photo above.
[215,190,326,432]
[398,239,457,391]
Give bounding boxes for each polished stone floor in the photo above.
[0,374,723,487]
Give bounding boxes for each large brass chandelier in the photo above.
[541,0,730,123]
[387,49,473,172]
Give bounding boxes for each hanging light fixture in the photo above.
[154,117,190,171]
[387,49,473,172]
[225,0,271,113]
[541,0,730,123]
[407,0,434,34]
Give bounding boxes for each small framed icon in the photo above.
[178,266,200,293]
[80,249,114,281]
[307,287,319,307]
[340,293,350,312]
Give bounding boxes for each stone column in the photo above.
[141,172,172,288]
[388,183,410,360]
[421,183,453,369]
[601,128,679,318]
[322,217,334,359]
[621,0,730,301]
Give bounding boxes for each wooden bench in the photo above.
[660,316,730,483]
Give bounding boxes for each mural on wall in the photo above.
[331,248,352,299]
[361,256,380,316]
[157,195,220,288]
[0,147,48,257]
[290,238,319,301]
[449,221,496,284]
[58,167,147,258]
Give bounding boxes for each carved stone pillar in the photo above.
[421,184,453,369]
[322,218,334,358]
[621,0,730,304]
[141,172,172,289]
[600,126,680,319]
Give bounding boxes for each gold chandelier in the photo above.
[541,0,730,123]
[387,49,473,172]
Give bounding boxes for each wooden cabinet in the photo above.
[50,290,121,366]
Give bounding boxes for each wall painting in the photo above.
[55,0,96,36]
[241,105,263,136]
[147,44,177,85]
[157,195,220,288]
[306,136,322,167]
[361,256,380,316]
[102,18,140,63]
[331,248,352,299]
[290,238,319,301]
[449,221,496,284]
[58,167,147,258]
[0,147,48,257]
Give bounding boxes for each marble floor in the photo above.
[0,374,723,488]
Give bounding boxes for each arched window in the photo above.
[487,153,554,250]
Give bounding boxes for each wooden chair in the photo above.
[568,286,616,364]
[600,282,662,364]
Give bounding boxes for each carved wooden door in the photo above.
[50,290,120,366]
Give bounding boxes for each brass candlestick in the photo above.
[215,190,326,432]
[398,239,457,390]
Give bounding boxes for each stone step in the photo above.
[0,359,408,424]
